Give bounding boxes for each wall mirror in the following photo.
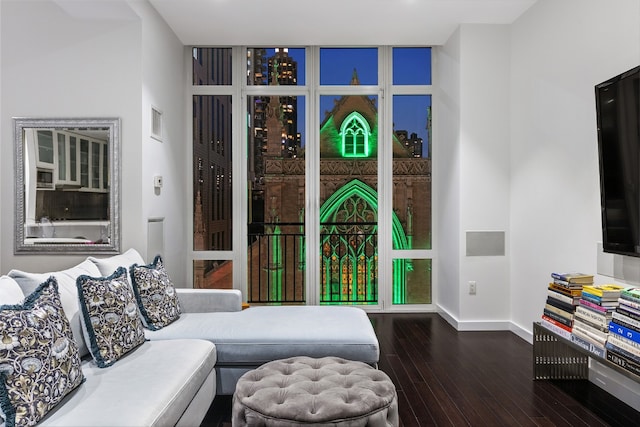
[14,117,120,254]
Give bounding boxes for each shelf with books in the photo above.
[536,275,640,382]
[533,321,640,383]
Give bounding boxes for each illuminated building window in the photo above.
[340,112,370,157]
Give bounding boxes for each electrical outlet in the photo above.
[469,281,477,295]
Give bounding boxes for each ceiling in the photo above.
[148,0,538,46]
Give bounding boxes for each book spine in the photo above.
[621,288,640,302]
[606,348,640,377]
[575,305,608,325]
[612,311,640,331]
[609,331,640,354]
[582,286,604,297]
[579,298,610,314]
[619,296,640,310]
[547,289,575,305]
[573,323,607,344]
[608,321,640,345]
[544,303,574,320]
[543,309,573,328]
[550,283,582,296]
[607,333,640,357]
[573,314,608,332]
[542,314,572,332]
[617,305,640,323]
[546,296,575,313]
[540,318,572,340]
[570,333,606,358]
[606,341,640,363]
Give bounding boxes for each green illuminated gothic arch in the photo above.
[340,112,370,158]
[319,179,410,304]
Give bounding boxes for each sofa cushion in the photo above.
[88,248,145,280]
[8,259,102,359]
[76,267,146,368]
[0,277,84,427]
[0,276,24,306]
[37,339,217,427]
[145,306,380,366]
[129,255,181,330]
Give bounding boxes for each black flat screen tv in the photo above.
[596,65,640,257]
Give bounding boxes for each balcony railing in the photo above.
[247,222,378,305]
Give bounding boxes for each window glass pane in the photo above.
[91,141,100,188]
[393,258,431,304]
[393,95,431,250]
[247,94,306,304]
[247,48,305,86]
[193,95,233,251]
[320,94,378,304]
[192,47,232,85]
[37,130,54,164]
[393,47,432,85]
[80,139,89,187]
[320,48,377,85]
[57,133,66,180]
[102,143,109,189]
[69,137,77,181]
[193,260,232,289]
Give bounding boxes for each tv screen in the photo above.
[596,65,640,256]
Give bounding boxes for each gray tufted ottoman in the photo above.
[232,356,398,426]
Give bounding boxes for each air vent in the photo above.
[151,106,163,141]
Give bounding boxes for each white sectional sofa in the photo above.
[0,249,380,426]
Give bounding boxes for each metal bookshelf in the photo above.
[533,322,640,382]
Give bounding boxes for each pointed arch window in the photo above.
[340,112,370,158]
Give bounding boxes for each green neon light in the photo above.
[340,112,370,157]
[319,179,410,304]
[270,225,282,302]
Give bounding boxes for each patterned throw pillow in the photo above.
[130,255,181,330]
[0,277,84,427]
[76,267,146,368]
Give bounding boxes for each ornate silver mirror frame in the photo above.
[14,117,121,254]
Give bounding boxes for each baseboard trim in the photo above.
[437,306,533,342]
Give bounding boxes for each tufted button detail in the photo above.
[233,356,398,425]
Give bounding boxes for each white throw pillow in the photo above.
[88,248,145,278]
[0,276,24,305]
[8,259,102,359]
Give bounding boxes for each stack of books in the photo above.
[572,284,625,357]
[540,272,594,339]
[606,287,640,376]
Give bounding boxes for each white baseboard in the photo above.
[436,305,518,332]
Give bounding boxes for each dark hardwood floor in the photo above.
[201,313,640,426]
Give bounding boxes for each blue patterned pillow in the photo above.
[0,277,85,427]
[130,255,181,330]
[76,267,146,368]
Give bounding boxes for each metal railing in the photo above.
[247,222,378,305]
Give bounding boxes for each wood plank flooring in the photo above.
[200,313,640,426]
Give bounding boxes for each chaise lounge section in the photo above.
[89,248,380,395]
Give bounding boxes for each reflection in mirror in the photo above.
[14,118,120,254]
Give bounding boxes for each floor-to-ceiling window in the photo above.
[189,46,433,310]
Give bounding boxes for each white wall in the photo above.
[0,1,186,283]
[458,24,511,328]
[0,0,142,273]
[435,28,462,322]
[436,25,512,329]
[509,0,640,337]
[128,1,187,284]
